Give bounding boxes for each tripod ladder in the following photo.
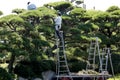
[99,48,109,72]
[55,31,72,80]
[98,48,115,80]
[86,37,102,71]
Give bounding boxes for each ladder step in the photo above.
[88,57,94,59]
[59,70,69,73]
[59,56,64,57]
[59,65,67,67]
[91,42,96,44]
[88,58,94,60]
[89,53,95,55]
[100,69,107,71]
[59,61,66,62]
[59,51,64,52]
[102,58,106,60]
[102,64,106,66]
[59,46,64,47]
[90,47,95,49]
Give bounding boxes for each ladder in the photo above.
[99,48,115,80]
[55,31,72,80]
[99,48,109,72]
[86,37,102,71]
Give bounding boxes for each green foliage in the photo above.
[0,1,120,77]
[78,22,99,33]
[110,10,120,18]
[0,14,17,23]
[69,58,87,72]
[9,16,24,24]
[93,11,110,22]
[70,28,80,34]
[38,24,54,37]
[108,53,120,74]
[38,7,56,18]
[20,10,42,18]
[14,60,56,78]
[0,14,24,29]
[0,67,12,80]
[70,7,86,17]
[85,10,101,19]
[14,64,34,78]
[12,8,26,14]
[44,1,72,13]
[75,0,84,5]
[106,6,120,12]
[0,11,3,16]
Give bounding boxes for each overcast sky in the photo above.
[0,0,60,15]
[0,0,120,15]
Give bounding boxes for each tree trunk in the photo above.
[8,53,15,73]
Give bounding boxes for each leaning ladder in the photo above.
[99,48,109,72]
[99,48,115,80]
[86,37,102,71]
[55,31,72,80]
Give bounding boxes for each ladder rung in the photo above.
[91,42,96,44]
[100,69,107,71]
[90,47,95,49]
[88,57,94,59]
[102,58,106,59]
[59,61,66,62]
[59,65,67,67]
[89,53,94,55]
[59,70,68,73]
[59,56,64,58]
[59,40,63,42]
[88,59,94,61]
[102,64,106,65]
[59,51,64,52]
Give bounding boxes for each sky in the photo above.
[0,0,120,15]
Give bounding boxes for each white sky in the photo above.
[84,0,120,10]
[0,0,120,15]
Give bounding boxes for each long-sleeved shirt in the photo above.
[27,3,36,10]
[54,16,62,30]
[54,16,62,25]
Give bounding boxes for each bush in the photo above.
[31,60,56,77]
[14,60,56,78]
[108,53,120,74]
[14,64,34,78]
[0,67,12,80]
[69,58,87,72]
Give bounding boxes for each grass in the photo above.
[108,74,120,80]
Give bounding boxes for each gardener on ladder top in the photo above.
[27,1,36,10]
[54,12,62,40]
[27,2,36,25]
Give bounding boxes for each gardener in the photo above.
[27,2,36,10]
[54,12,62,40]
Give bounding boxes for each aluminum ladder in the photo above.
[86,37,102,71]
[98,48,115,80]
[99,48,109,72]
[55,31,73,80]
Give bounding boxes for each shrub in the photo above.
[69,58,87,72]
[0,67,12,80]
[14,60,56,78]
[14,64,34,78]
